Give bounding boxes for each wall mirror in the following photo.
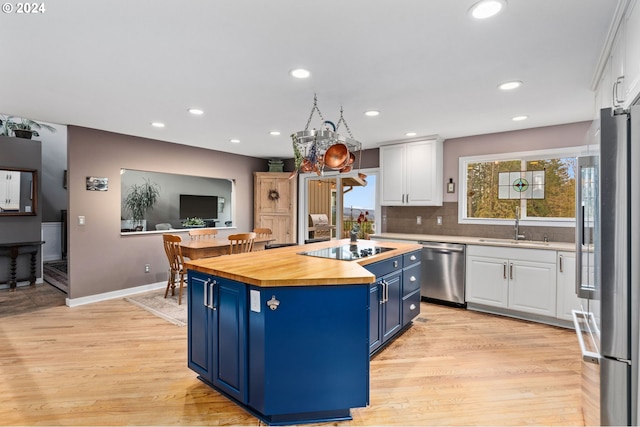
[0,168,37,216]
[120,168,234,233]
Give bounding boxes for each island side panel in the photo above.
[247,284,370,418]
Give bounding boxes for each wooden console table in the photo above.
[0,241,44,289]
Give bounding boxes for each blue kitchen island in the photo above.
[185,239,421,425]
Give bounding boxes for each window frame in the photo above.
[458,145,592,227]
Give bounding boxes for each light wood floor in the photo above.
[0,284,584,426]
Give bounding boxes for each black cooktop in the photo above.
[298,245,395,261]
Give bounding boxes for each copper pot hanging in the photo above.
[323,143,349,170]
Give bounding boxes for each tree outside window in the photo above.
[465,156,577,221]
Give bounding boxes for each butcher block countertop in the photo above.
[185,238,422,287]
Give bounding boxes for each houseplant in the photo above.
[123,179,161,231]
[0,115,57,139]
[182,217,206,228]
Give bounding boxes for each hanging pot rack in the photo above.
[290,94,366,184]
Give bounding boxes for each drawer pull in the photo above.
[410,303,416,311]
[410,255,417,261]
[409,275,416,282]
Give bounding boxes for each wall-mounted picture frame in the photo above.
[87,176,108,191]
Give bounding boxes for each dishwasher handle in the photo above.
[419,242,465,253]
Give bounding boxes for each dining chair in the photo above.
[228,232,256,254]
[253,227,272,239]
[162,234,186,305]
[188,228,218,240]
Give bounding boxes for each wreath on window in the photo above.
[268,189,280,201]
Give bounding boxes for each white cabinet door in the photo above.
[0,171,20,211]
[624,0,640,106]
[555,251,581,322]
[380,139,443,206]
[508,259,557,317]
[611,24,627,109]
[466,255,509,308]
[406,140,443,205]
[379,144,405,205]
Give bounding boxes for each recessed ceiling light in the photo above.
[289,68,310,79]
[498,80,522,91]
[364,110,380,117]
[269,131,281,136]
[405,132,417,137]
[230,139,240,143]
[469,0,506,19]
[188,108,204,115]
[151,122,165,128]
[512,115,528,121]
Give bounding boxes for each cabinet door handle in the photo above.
[559,255,564,273]
[379,281,385,305]
[385,280,390,303]
[613,76,625,106]
[209,280,217,310]
[509,263,514,280]
[503,262,507,279]
[203,279,209,308]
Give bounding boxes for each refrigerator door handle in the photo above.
[572,309,601,364]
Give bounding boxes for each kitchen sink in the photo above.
[478,238,550,246]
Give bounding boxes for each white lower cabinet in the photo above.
[466,245,557,318]
[555,251,582,322]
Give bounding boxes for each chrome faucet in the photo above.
[514,207,525,240]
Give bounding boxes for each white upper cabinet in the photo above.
[597,0,640,112]
[624,0,640,105]
[379,138,443,206]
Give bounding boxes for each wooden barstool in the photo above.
[228,232,256,254]
[162,234,186,305]
[188,228,218,240]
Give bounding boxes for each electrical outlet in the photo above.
[144,264,150,273]
[416,216,422,225]
[437,216,443,225]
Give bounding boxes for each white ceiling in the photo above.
[0,0,618,159]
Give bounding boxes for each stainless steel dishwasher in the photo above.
[419,241,466,307]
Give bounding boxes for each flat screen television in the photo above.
[179,194,218,220]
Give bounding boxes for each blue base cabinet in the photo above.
[247,284,369,425]
[188,271,370,425]
[365,250,421,356]
[187,271,247,403]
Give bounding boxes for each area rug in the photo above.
[125,290,187,327]
[43,261,68,293]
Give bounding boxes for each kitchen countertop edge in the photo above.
[185,238,422,287]
[370,233,575,252]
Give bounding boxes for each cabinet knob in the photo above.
[410,255,417,261]
[410,276,416,282]
[410,304,416,311]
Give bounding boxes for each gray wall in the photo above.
[67,126,266,300]
[381,121,592,242]
[0,136,43,282]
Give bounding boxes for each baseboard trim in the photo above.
[66,281,166,307]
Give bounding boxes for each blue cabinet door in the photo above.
[187,272,247,403]
[188,272,213,383]
[212,277,247,403]
[381,270,402,343]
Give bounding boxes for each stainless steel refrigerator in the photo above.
[574,106,639,426]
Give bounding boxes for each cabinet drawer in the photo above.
[364,255,402,277]
[467,244,556,264]
[402,289,421,325]
[402,263,420,296]
[403,250,420,266]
